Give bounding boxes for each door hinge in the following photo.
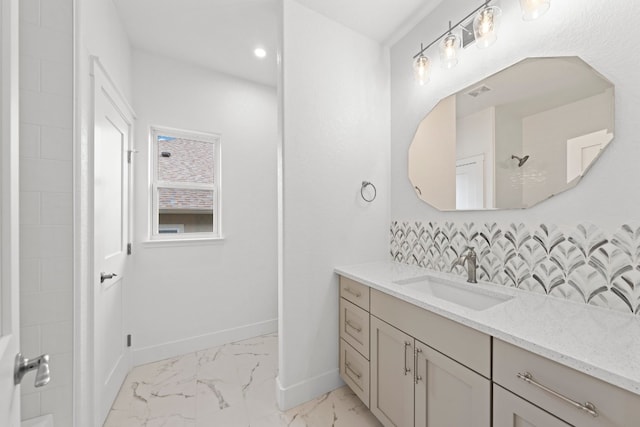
[127,243,132,255]
[127,334,132,347]
[127,149,138,163]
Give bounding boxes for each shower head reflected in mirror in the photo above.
[511,154,530,167]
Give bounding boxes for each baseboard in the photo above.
[275,369,345,411]
[132,318,277,366]
[21,414,54,427]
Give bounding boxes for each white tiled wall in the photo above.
[19,0,73,424]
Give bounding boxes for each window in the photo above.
[150,127,221,239]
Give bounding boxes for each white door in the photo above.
[0,0,20,424]
[456,155,485,210]
[92,60,133,425]
[566,129,613,183]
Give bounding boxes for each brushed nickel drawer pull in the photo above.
[517,372,599,418]
[344,287,362,298]
[345,320,362,333]
[403,341,412,375]
[414,347,423,384]
[345,361,362,379]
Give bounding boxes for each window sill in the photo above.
[142,236,225,248]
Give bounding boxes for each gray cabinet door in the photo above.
[494,385,571,427]
[414,340,490,427]
[370,316,415,427]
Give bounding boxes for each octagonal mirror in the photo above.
[408,57,614,210]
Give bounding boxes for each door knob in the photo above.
[100,272,117,283]
[14,353,50,387]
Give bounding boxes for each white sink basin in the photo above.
[393,275,512,311]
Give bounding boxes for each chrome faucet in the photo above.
[452,247,478,284]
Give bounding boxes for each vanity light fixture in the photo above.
[412,0,551,84]
[439,22,461,69]
[473,2,502,49]
[254,47,267,59]
[519,0,550,21]
[413,44,431,86]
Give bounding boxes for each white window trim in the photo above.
[149,126,222,241]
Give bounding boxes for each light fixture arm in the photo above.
[412,0,495,59]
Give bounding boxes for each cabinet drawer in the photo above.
[370,289,490,377]
[339,298,370,359]
[340,339,369,407]
[493,339,640,427]
[339,276,370,311]
[494,384,571,427]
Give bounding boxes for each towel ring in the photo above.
[361,181,376,203]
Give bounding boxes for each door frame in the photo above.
[72,9,137,419]
[455,154,485,210]
[0,0,20,423]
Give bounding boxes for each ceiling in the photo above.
[112,0,280,87]
[295,0,443,44]
[112,0,442,87]
[456,57,614,119]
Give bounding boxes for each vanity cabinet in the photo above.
[338,276,371,405]
[337,274,640,427]
[414,341,490,427]
[369,289,490,427]
[493,384,571,427]
[369,317,414,426]
[339,276,370,310]
[493,339,640,427]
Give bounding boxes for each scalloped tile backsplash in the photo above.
[390,221,640,315]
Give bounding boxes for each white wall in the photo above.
[19,0,74,424]
[79,0,132,99]
[494,106,523,208]
[278,0,390,410]
[457,107,495,208]
[129,50,278,364]
[391,0,640,230]
[522,90,613,206]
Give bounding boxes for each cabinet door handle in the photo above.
[344,287,362,298]
[516,372,599,418]
[345,361,362,379]
[414,347,423,384]
[345,319,362,333]
[403,341,412,375]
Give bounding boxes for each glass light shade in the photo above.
[413,54,431,85]
[520,0,550,21]
[473,6,502,49]
[439,33,460,69]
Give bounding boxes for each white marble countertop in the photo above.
[335,261,640,396]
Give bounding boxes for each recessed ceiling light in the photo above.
[254,47,267,59]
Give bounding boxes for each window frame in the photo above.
[149,126,222,241]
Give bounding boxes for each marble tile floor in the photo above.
[104,333,382,426]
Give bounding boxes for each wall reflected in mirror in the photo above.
[408,57,614,211]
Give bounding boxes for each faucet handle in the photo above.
[465,247,478,270]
